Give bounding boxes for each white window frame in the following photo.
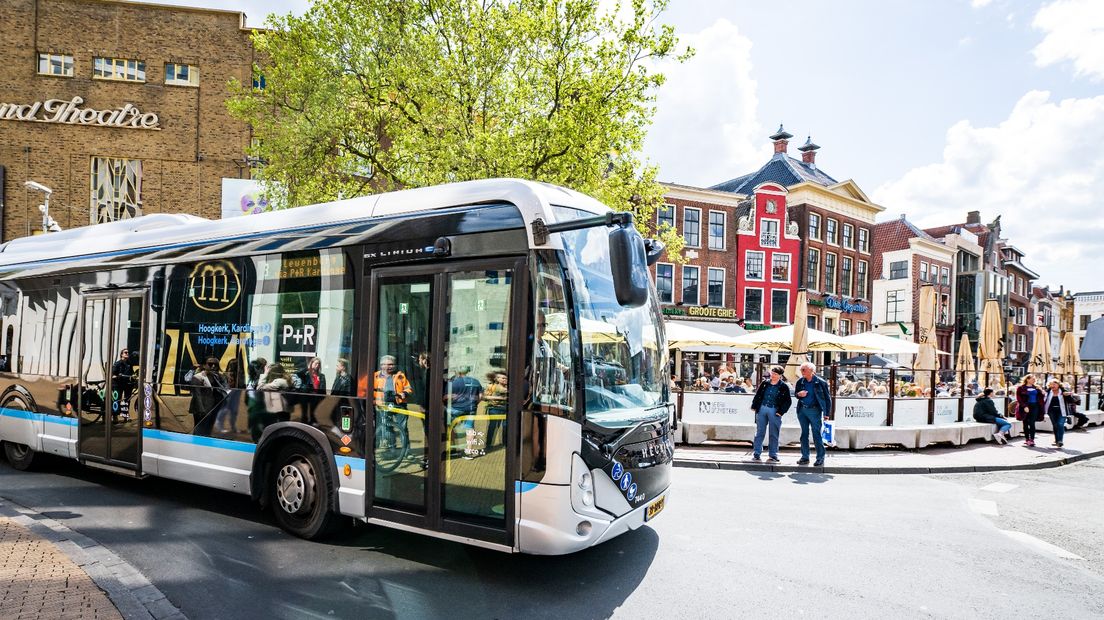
[745,250,766,281]
[856,260,868,299]
[771,252,791,283]
[806,248,820,291]
[38,52,74,77]
[840,256,853,297]
[93,56,146,82]
[839,318,852,337]
[760,218,781,248]
[826,218,839,246]
[744,287,765,324]
[683,207,701,248]
[842,223,855,249]
[858,228,870,254]
[707,267,726,307]
[165,62,200,87]
[920,261,929,283]
[657,203,676,231]
[824,252,837,295]
[886,289,905,323]
[681,265,700,306]
[941,266,950,286]
[770,289,790,325]
[655,262,674,304]
[707,210,726,251]
[808,213,822,240]
[857,321,867,334]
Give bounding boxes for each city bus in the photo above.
[0,179,673,554]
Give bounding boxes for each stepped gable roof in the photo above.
[1081,317,1104,361]
[710,153,838,194]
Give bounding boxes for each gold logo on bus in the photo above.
[188,260,240,312]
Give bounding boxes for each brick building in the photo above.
[712,127,882,340]
[0,0,257,239]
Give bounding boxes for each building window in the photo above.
[826,218,839,245]
[682,266,699,305]
[707,268,725,307]
[93,56,146,82]
[824,253,837,295]
[886,290,904,323]
[824,317,835,334]
[941,266,950,286]
[840,256,853,296]
[745,251,765,280]
[708,211,726,250]
[1018,307,1027,326]
[940,294,950,325]
[1018,333,1026,352]
[807,315,818,330]
[920,262,929,282]
[683,208,701,247]
[658,204,675,231]
[252,74,267,90]
[760,219,779,247]
[38,53,74,77]
[771,290,789,325]
[842,223,854,249]
[1082,315,1092,330]
[856,260,868,299]
[889,260,908,279]
[806,248,820,290]
[90,157,142,223]
[772,254,790,282]
[655,263,673,304]
[744,289,764,323]
[839,319,851,337]
[808,213,821,239]
[858,228,870,253]
[856,321,867,334]
[165,63,199,86]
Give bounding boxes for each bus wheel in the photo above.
[3,442,36,471]
[270,442,337,540]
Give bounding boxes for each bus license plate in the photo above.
[645,496,665,521]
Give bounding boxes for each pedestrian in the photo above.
[1061,383,1089,430]
[1043,379,1067,449]
[972,388,1011,444]
[749,365,792,464]
[1015,374,1043,447]
[794,361,832,466]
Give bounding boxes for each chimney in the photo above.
[798,135,820,167]
[770,123,793,155]
[966,210,981,225]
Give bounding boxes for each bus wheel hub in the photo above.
[276,459,314,515]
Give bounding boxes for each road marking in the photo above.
[968,498,999,516]
[980,482,1018,494]
[1000,530,1085,560]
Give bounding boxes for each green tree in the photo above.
[228,0,689,249]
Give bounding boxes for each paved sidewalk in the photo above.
[0,498,185,620]
[675,423,1104,474]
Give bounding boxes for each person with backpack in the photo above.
[1015,374,1043,447]
[973,388,1011,444]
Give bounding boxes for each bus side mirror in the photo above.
[609,225,649,308]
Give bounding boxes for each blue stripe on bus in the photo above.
[335,455,366,471]
[142,429,257,453]
[515,481,538,494]
[0,408,79,426]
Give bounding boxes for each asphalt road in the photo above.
[2,455,1102,619]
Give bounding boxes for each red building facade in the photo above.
[734,183,801,328]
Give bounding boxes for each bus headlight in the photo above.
[579,472,594,506]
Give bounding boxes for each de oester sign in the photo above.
[823,296,869,314]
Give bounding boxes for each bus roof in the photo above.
[0,178,609,273]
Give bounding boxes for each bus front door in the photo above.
[366,258,524,548]
[78,292,146,470]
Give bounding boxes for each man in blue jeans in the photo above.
[794,361,832,466]
[750,366,793,463]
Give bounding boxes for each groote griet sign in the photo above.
[0,96,160,130]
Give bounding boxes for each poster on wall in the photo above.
[220,178,274,219]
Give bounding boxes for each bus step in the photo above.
[81,459,144,478]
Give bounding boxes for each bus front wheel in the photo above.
[270,442,337,540]
[3,441,37,471]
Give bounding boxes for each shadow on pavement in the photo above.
[788,473,834,485]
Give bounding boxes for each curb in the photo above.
[673,448,1104,475]
[0,496,187,620]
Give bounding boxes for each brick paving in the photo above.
[0,517,121,620]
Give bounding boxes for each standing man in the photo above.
[750,365,792,463]
[794,361,832,466]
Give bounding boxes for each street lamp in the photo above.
[23,180,59,233]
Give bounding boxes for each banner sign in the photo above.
[0,96,159,130]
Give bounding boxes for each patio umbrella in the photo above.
[665,321,748,349]
[1056,331,1084,381]
[955,333,976,383]
[840,331,920,355]
[784,291,810,383]
[977,299,1005,389]
[837,354,905,368]
[913,285,938,389]
[1027,326,1053,376]
[730,324,878,353]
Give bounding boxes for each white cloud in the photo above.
[873,91,1104,292]
[643,19,770,187]
[1032,0,1104,80]
[970,0,994,8]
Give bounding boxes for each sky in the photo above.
[154,0,1103,292]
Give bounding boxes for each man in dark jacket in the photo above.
[750,366,792,463]
[794,361,832,466]
[972,388,1011,444]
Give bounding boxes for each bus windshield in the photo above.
[554,207,668,429]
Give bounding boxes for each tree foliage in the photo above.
[228,0,690,248]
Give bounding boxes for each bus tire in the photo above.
[270,442,337,540]
[3,442,36,471]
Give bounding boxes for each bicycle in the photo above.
[374,405,410,473]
